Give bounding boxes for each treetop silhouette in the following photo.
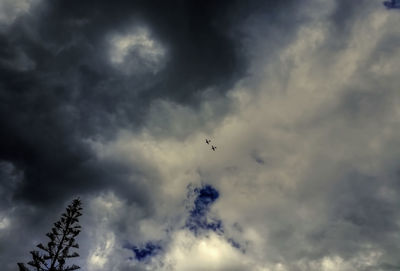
[18,198,83,271]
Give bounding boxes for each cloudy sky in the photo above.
[1,0,400,270]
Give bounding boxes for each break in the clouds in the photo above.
[108,27,167,75]
[1,0,400,271]
[383,0,400,9]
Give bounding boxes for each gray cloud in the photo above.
[2,0,400,271]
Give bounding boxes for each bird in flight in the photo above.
[211,145,217,151]
[205,139,211,144]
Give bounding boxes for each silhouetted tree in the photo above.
[18,198,83,271]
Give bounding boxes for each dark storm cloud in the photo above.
[0,1,301,267]
[0,1,332,270]
[0,0,277,207]
[330,0,363,32]
[0,0,305,211]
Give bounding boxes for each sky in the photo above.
[1,0,400,270]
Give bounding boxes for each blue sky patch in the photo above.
[185,184,224,235]
[383,0,400,9]
[124,242,162,261]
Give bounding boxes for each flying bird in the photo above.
[205,139,211,144]
[211,145,217,151]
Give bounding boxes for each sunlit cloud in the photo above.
[108,27,167,75]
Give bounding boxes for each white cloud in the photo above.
[108,27,167,75]
[162,231,251,271]
[0,215,10,230]
[294,250,383,271]
[85,193,132,271]
[87,232,116,270]
[86,3,400,271]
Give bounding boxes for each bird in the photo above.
[205,139,211,144]
[211,145,217,151]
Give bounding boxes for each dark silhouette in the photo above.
[18,198,83,271]
[211,145,217,151]
[205,139,211,144]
